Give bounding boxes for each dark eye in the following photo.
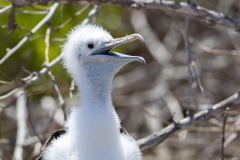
[87,43,94,49]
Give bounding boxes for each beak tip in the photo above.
[138,57,146,65]
[134,34,145,46]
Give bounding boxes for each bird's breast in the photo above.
[67,105,122,150]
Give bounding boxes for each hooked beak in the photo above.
[91,34,146,64]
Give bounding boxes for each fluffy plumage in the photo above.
[41,24,144,160]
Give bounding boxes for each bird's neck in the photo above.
[75,71,114,108]
[67,69,123,154]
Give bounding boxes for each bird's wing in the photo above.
[35,128,66,160]
[120,127,128,135]
[35,127,127,160]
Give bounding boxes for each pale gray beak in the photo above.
[91,34,146,64]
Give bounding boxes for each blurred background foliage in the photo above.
[1,0,240,159]
[0,1,132,97]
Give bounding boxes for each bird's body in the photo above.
[40,24,145,160]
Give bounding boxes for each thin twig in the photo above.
[221,112,228,160]
[190,38,240,55]
[58,4,64,27]
[16,9,48,14]
[44,22,67,121]
[48,72,67,121]
[41,108,58,134]
[183,17,210,103]
[0,80,14,85]
[29,4,49,11]
[0,88,18,100]
[82,5,100,25]
[13,90,28,160]
[0,5,12,15]
[138,104,170,125]
[130,10,171,65]
[183,17,193,84]
[224,132,237,147]
[137,92,240,151]
[7,6,17,34]
[183,17,196,117]
[0,3,59,66]
[26,95,44,144]
[0,54,62,101]
[54,4,90,30]
[44,26,51,64]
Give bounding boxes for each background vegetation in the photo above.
[1,0,240,159]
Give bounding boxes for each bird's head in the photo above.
[62,24,145,81]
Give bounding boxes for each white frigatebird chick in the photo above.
[37,24,145,160]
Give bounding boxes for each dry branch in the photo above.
[190,38,240,55]
[54,4,90,30]
[44,22,67,121]
[26,95,44,144]
[0,54,62,101]
[8,0,240,33]
[0,5,12,15]
[0,3,59,66]
[137,92,240,151]
[13,91,27,160]
[48,72,67,121]
[221,113,228,160]
[0,5,100,103]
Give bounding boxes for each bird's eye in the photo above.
[87,43,94,49]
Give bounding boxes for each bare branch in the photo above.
[82,5,100,25]
[26,95,44,144]
[0,3,59,66]
[190,38,240,55]
[54,4,90,30]
[0,88,18,100]
[16,9,48,14]
[183,17,209,102]
[224,132,237,147]
[44,26,51,64]
[183,18,193,84]
[0,54,62,101]
[48,72,67,121]
[0,5,100,102]
[13,90,28,160]
[137,92,240,151]
[221,112,228,160]
[0,5,12,15]
[138,104,170,125]
[130,10,171,65]
[133,0,240,32]
[44,21,67,121]
[7,7,17,34]
[8,0,240,33]
[0,80,14,85]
